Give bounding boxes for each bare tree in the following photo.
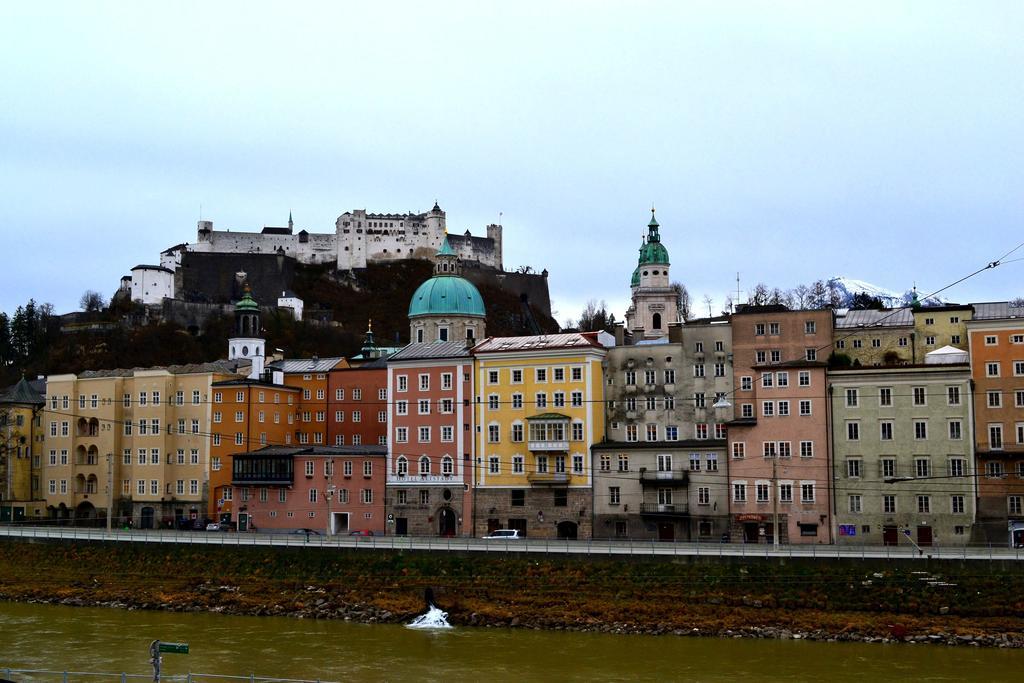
[748,283,770,306]
[791,283,811,309]
[702,294,714,318]
[671,282,692,322]
[576,300,616,332]
[80,290,106,312]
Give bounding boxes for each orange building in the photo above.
[967,303,1024,544]
[268,357,349,448]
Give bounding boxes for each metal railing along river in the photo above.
[0,525,1022,560]
[0,669,336,683]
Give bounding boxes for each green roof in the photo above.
[437,235,456,256]
[636,209,669,267]
[236,288,259,312]
[0,377,44,406]
[408,274,486,318]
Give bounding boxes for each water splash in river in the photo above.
[406,605,453,629]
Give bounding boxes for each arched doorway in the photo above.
[652,312,662,330]
[557,521,578,540]
[438,507,456,537]
[74,502,97,527]
[140,506,155,530]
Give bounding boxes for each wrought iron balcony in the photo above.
[638,468,689,487]
[639,502,689,516]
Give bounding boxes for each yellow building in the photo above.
[912,305,972,362]
[42,362,238,527]
[472,332,609,539]
[833,308,914,366]
[0,377,46,521]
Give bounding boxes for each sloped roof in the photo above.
[268,357,347,373]
[388,341,472,362]
[834,308,913,328]
[971,302,1024,320]
[0,377,44,405]
[472,332,606,354]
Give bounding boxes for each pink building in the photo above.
[231,445,387,535]
[726,306,834,544]
[386,341,475,536]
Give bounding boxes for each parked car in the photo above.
[205,522,228,532]
[483,529,523,540]
[349,529,374,537]
[290,528,321,536]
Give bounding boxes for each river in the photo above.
[1,601,1023,682]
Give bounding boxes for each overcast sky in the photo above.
[1,2,1021,323]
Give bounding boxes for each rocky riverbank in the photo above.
[3,538,1024,648]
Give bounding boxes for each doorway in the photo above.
[332,512,349,535]
[557,521,578,540]
[139,506,155,530]
[657,522,674,541]
[237,512,249,532]
[917,525,933,547]
[883,525,899,546]
[743,522,760,543]
[395,517,408,536]
[438,507,456,537]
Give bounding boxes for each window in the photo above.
[917,495,930,514]
[849,495,862,513]
[418,426,430,443]
[756,483,770,503]
[741,404,753,418]
[554,392,566,408]
[988,391,1002,408]
[714,363,725,377]
[913,387,926,406]
[706,453,719,471]
[776,372,789,387]
[762,442,776,458]
[949,457,966,478]
[664,369,676,384]
[536,393,547,409]
[805,321,816,334]
[512,455,524,474]
[985,334,998,345]
[733,482,747,503]
[617,454,629,472]
[741,376,753,391]
[441,425,454,442]
[693,364,705,378]
[572,422,584,441]
[487,395,499,410]
[951,495,965,514]
[755,323,766,336]
[882,494,897,514]
[419,375,430,391]
[879,388,892,406]
[880,421,893,441]
[805,349,817,361]
[1010,496,1023,515]
[926,336,936,346]
[800,483,815,503]
[488,456,500,474]
[755,351,766,364]
[798,371,810,387]
[986,461,1004,478]
[914,420,928,440]
[488,424,500,443]
[989,424,1004,449]
[845,389,858,407]
[846,422,859,441]
[694,392,706,409]
[688,453,700,471]
[511,423,524,442]
[762,401,774,417]
[915,458,930,478]
[625,425,637,442]
[695,423,708,439]
[846,459,861,478]
[987,362,1000,377]
[732,442,745,459]
[397,375,408,392]
[779,483,793,503]
[947,386,961,405]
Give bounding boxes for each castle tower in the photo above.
[197,220,213,243]
[408,235,486,344]
[228,285,265,379]
[624,208,678,339]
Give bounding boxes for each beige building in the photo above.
[42,362,239,527]
[829,363,975,547]
[0,377,47,521]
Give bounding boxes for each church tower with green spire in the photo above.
[625,208,678,339]
[407,235,486,344]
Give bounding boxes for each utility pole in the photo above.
[772,456,780,549]
[106,452,113,531]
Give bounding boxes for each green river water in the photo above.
[1,601,1022,682]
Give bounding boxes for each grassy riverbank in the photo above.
[2,539,1023,646]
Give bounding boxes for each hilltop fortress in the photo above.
[132,203,502,305]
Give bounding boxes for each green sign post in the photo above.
[158,642,190,654]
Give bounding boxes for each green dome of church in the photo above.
[631,267,640,286]
[637,211,670,265]
[235,286,259,311]
[408,276,486,318]
[408,235,486,318]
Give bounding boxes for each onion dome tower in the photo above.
[625,208,677,339]
[228,284,265,378]
[408,236,486,344]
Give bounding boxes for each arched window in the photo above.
[416,329,424,343]
[441,455,454,476]
[652,312,662,329]
[396,456,408,476]
[419,456,431,475]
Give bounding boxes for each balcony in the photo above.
[639,502,689,516]
[526,413,571,452]
[639,469,689,487]
[527,472,570,485]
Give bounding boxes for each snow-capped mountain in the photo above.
[828,277,948,308]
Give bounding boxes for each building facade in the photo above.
[727,306,834,544]
[829,364,975,547]
[833,308,914,366]
[967,304,1024,544]
[625,210,679,340]
[230,445,387,534]
[385,342,475,537]
[912,305,972,361]
[0,378,46,521]
[328,358,389,448]
[472,332,609,539]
